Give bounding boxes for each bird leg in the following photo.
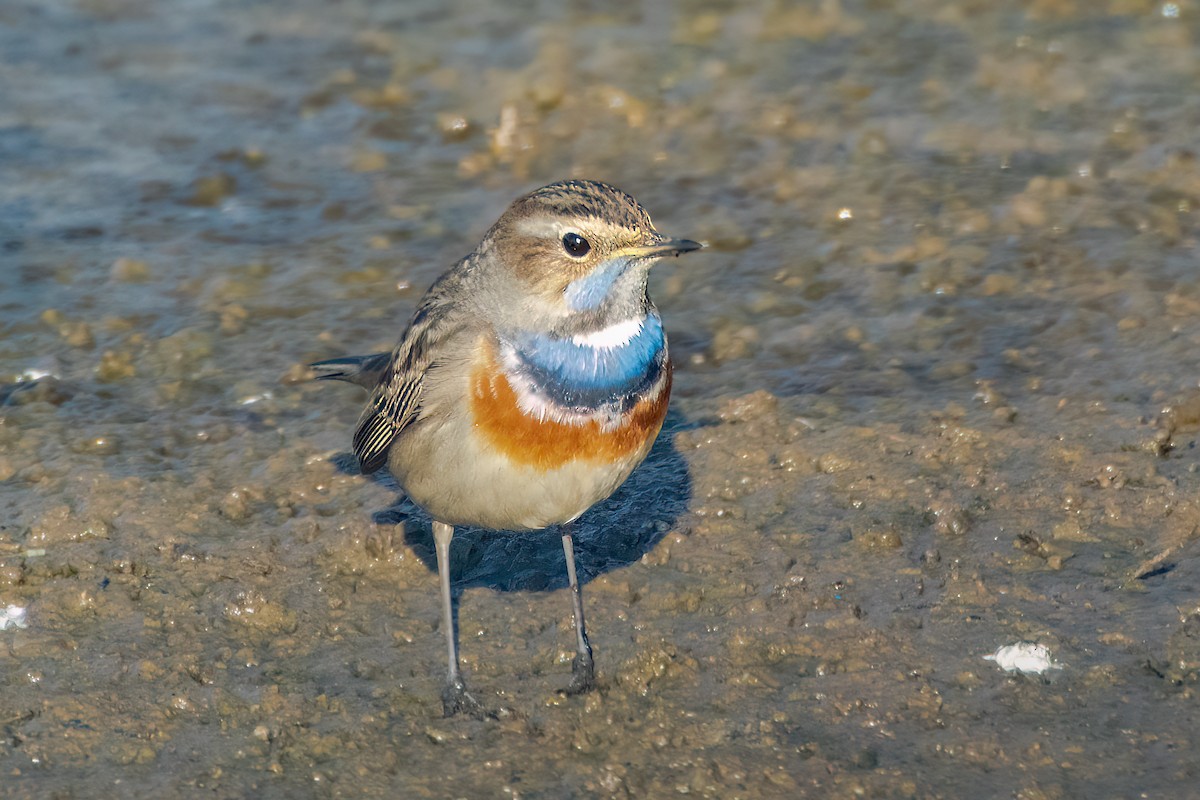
[561,524,596,694]
[433,520,485,717]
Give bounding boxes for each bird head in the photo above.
[476,180,702,334]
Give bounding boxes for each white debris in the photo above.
[239,391,273,405]
[984,642,1062,675]
[0,604,28,631]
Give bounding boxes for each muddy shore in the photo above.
[2,1,1199,797]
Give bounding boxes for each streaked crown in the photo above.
[519,180,656,234]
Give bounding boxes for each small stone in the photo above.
[1010,193,1046,227]
[710,323,760,363]
[219,304,248,334]
[530,76,565,110]
[97,350,136,381]
[110,258,151,282]
[929,503,971,536]
[717,390,778,421]
[350,150,388,172]
[981,273,1018,295]
[60,321,94,348]
[220,489,250,521]
[816,452,853,473]
[187,173,237,206]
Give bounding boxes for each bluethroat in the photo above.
[312,180,702,716]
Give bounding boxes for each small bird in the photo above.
[312,180,702,716]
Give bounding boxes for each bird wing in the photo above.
[351,272,467,474]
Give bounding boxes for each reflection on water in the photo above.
[2,0,1199,796]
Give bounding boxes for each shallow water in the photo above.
[3,0,1200,796]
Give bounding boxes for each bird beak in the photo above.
[626,237,704,259]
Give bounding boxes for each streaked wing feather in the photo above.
[352,406,404,474]
[350,276,464,474]
[352,367,423,473]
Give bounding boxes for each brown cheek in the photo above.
[529,256,590,297]
[508,242,569,287]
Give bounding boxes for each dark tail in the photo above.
[308,353,391,390]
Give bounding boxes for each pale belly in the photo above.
[387,410,660,530]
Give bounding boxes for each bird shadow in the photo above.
[329,409,693,593]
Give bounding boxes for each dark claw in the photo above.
[563,648,597,695]
[442,677,487,718]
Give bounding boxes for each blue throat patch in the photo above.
[510,314,666,410]
[563,259,631,311]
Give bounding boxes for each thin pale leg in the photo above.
[561,524,596,694]
[433,520,484,717]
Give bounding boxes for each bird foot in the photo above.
[562,651,597,695]
[442,678,487,718]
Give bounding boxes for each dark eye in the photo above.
[562,232,591,258]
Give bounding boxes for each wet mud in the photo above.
[3,0,1200,797]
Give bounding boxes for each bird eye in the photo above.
[561,232,591,258]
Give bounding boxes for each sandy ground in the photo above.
[2,0,1200,797]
